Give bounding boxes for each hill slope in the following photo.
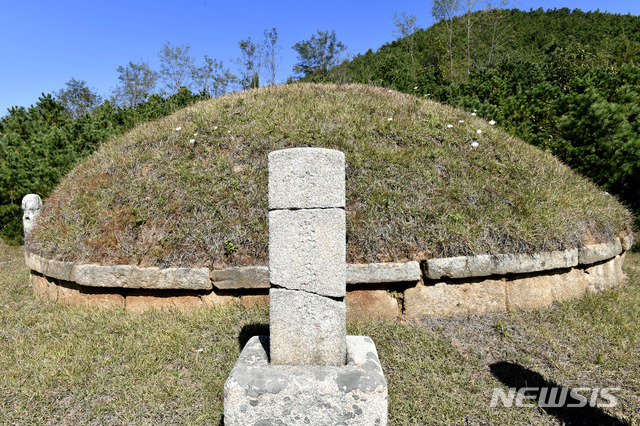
[27,84,632,268]
[333,8,640,223]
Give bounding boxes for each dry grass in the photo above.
[27,83,632,268]
[1,243,638,424]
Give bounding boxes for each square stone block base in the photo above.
[224,335,387,426]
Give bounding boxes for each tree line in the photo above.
[325,7,640,228]
[0,29,349,243]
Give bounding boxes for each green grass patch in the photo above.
[1,244,638,424]
[27,83,631,268]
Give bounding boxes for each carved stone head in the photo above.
[21,194,42,236]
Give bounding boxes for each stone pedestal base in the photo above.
[224,335,388,426]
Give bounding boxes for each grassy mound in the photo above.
[28,83,632,268]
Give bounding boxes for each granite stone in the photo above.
[269,208,346,297]
[268,148,345,210]
[269,288,346,366]
[224,335,387,426]
[426,249,578,279]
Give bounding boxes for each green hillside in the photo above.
[328,8,640,225]
[27,84,631,268]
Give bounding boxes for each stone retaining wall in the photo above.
[27,233,633,318]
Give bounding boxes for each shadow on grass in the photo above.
[238,323,268,351]
[490,361,629,426]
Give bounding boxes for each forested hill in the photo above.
[342,8,640,89]
[331,8,640,227]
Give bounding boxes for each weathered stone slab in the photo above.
[74,264,134,287]
[346,289,400,320]
[268,148,345,210]
[426,249,578,279]
[507,268,588,311]
[210,262,423,290]
[224,335,388,426]
[578,240,622,265]
[210,266,269,289]
[347,261,421,284]
[585,254,626,293]
[25,253,75,282]
[74,264,211,290]
[269,288,346,366]
[404,279,507,318]
[269,208,346,297]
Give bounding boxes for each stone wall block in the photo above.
[57,282,82,307]
[269,288,346,366]
[130,267,211,290]
[74,264,133,287]
[31,273,58,302]
[404,279,506,318]
[269,208,346,297]
[74,264,210,290]
[210,266,269,289]
[346,289,400,320]
[585,254,626,293]
[77,289,125,310]
[347,261,420,284]
[426,250,578,279]
[26,254,75,282]
[268,148,345,210]
[507,269,588,311]
[125,294,202,313]
[241,294,269,308]
[578,240,622,265]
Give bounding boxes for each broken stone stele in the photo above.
[224,147,388,425]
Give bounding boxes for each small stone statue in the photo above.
[21,194,42,236]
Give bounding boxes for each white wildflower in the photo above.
[489,120,496,125]
[471,113,477,116]
[214,126,218,130]
[388,89,393,92]
[189,139,195,143]
[447,124,453,128]
[471,141,479,148]
[459,120,464,123]
[194,132,198,136]
[476,129,482,134]
[388,117,393,121]
[228,130,231,133]
[175,126,182,131]
[414,86,418,90]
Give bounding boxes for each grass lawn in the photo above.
[1,242,638,425]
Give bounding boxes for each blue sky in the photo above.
[1,0,638,115]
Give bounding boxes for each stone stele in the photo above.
[224,147,387,425]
